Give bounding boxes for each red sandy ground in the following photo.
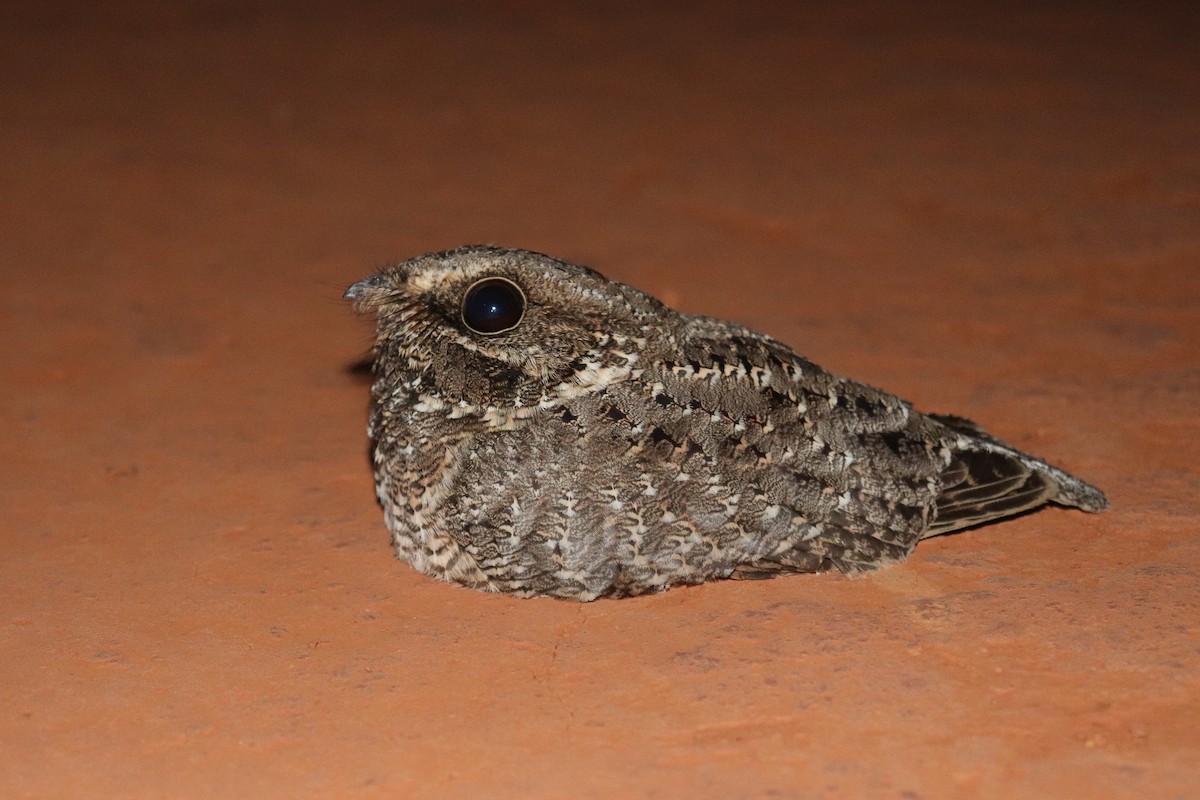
[2,3,1198,798]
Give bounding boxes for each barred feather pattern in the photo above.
[346,246,1107,600]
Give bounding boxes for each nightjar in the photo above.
[346,246,1107,600]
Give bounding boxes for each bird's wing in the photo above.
[652,318,944,572]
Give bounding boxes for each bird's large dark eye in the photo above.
[460,277,526,335]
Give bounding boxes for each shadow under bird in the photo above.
[345,246,1107,600]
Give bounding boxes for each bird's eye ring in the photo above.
[460,277,526,335]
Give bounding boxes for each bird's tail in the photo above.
[923,414,1108,538]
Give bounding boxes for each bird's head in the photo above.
[346,246,670,412]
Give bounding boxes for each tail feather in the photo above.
[936,470,1037,510]
[924,413,1107,538]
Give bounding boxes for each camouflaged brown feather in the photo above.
[346,246,1107,600]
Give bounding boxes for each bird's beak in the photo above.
[343,273,389,302]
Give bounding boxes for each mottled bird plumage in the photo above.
[346,246,1107,600]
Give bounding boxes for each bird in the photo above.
[345,245,1107,600]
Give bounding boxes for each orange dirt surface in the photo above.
[2,3,1198,798]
